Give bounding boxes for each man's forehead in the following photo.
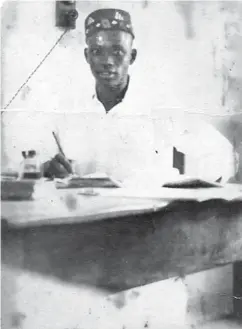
[87,30,132,46]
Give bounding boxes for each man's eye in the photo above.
[113,50,124,56]
[91,49,101,55]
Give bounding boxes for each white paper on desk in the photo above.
[55,167,180,189]
[56,170,242,202]
[55,170,195,190]
[86,184,242,202]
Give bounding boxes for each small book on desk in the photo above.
[55,173,122,189]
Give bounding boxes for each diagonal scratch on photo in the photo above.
[1,1,242,329]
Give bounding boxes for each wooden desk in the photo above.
[2,189,242,328]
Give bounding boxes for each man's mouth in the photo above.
[97,71,116,79]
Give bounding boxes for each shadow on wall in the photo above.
[1,1,18,33]
[1,1,19,107]
[175,1,195,39]
[233,143,242,183]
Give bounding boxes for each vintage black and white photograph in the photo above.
[1,1,242,329]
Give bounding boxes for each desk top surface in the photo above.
[1,192,167,228]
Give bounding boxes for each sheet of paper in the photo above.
[79,184,242,202]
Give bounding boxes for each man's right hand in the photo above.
[42,154,73,179]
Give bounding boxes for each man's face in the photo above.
[85,30,136,88]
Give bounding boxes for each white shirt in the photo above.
[53,80,176,185]
[2,78,235,184]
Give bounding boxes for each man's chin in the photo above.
[96,77,119,88]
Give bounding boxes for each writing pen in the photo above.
[52,131,65,157]
[52,131,73,174]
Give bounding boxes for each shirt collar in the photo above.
[90,75,151,116]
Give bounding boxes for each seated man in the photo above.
[2,8,235,186]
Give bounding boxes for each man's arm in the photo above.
[174,117,236,183]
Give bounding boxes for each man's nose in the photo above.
[102,54,115,68]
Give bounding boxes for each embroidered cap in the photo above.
[84,8,135,40]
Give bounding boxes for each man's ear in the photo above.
[84,48,89,63]
[130,49,137,65]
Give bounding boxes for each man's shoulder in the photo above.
[176,112,234,152]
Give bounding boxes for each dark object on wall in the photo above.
[55,1,78,30]
[173,147,185,174]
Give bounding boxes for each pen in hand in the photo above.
[52,131,73,175]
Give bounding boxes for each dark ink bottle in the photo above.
[20,150,42,179]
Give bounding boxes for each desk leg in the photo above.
[234,261,242,318]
